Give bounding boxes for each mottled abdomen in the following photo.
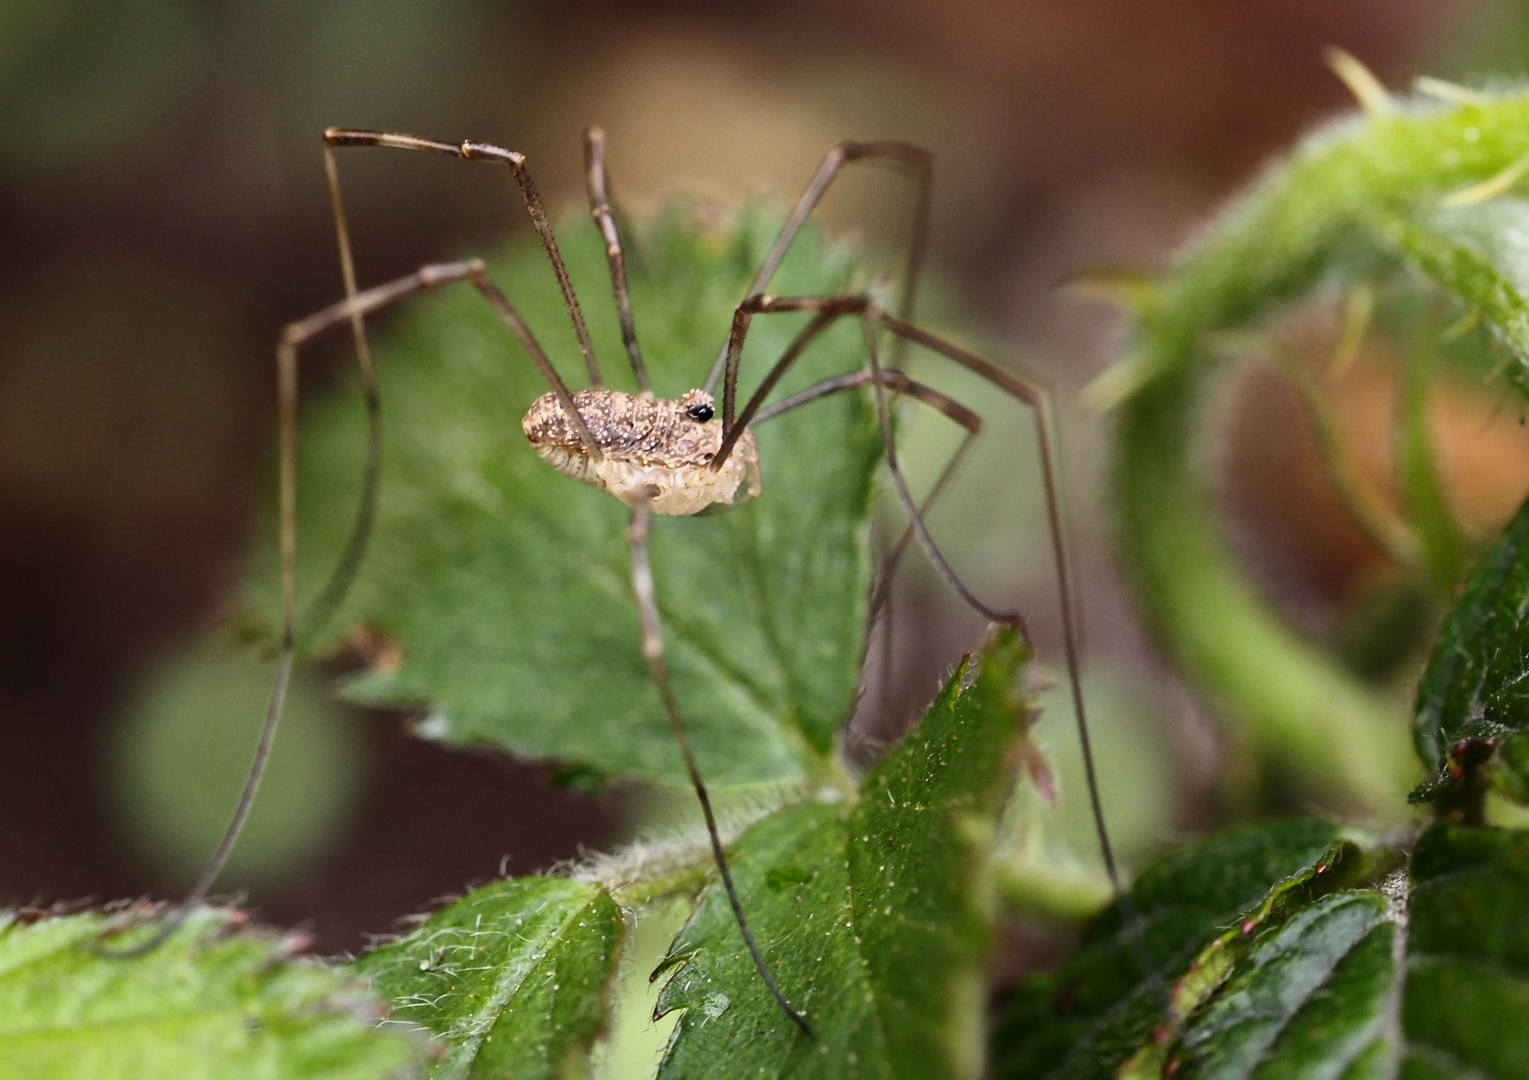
[522,388,761,516]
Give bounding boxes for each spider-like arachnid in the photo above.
[123,126,1137,1035]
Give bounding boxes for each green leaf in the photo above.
[1411,492,1529,803]
[0,906,417,1080]
[251,204,880,787]
[1029,821,1529,1078]
[1165,892,1395,1078]
[650,630,1030,1079]
[352,877,624,1080]
[1402,821,1529,1076]
[991,818,1346,1079]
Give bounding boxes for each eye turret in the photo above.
[685,400,715,422]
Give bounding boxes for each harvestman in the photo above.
[108,127,1149,1034]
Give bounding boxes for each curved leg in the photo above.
[863,309,1166,1003]
[583,127,650,394]
[628,493,813,1039]
[757,367,982,728]
[751,367,982,615]
[713,291,1009,619]
[709,292,1166,1001]
[307,126,616,640]
[324,128,605,389]
[99,261,600,957]
[703,140,934,393]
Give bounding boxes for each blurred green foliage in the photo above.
[109,642,365,887]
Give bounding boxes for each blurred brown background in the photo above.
[2,0,1520,956]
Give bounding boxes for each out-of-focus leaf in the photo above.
[991,818,1346,1079]
[1109,89,1529,815]
[1411,492,1529,803]
[1370,197,1529,395]
[249,205,881,788]
[353,878,623,1080]
[1393,306,1469,590]
[0,906,417,1080]
[650,630,1029,1079]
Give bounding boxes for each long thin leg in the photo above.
[325,128,605,388]
[99,261,600,957]
[858,313,1018,625]
[709,292,1165,1002]
[714,293,1010,622]
[751,367,982,615]
[310,127,614,634]
[583,127,650,395]
[703,140,933,394]
[627,493,813,1039]
[296,141,384,641]
[757,367,982,728]
[864,310,1166,1004]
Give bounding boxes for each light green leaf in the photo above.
[0,906,417,1080]
[353,877,624,1080]
[1109,88,1529,812]
[650,630,1030,1079]
[249,205,880,788]
[1369,196,1529,387]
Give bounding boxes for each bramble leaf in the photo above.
[249,205,881,788]
[1411,492,1529,804]
[1401,821,1529,1075]
[1001,820,1529,1078]
[0,906,417,1080]
[991,818,1347,1079]
[352,878,624,1080]
[650,630,1030,1079]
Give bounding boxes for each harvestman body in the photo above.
[104,126,1158,1034]
[522,388,759,515]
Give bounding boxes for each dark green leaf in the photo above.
[0,906,417,1080]
[1402,821,1529,1077]
[651,630,1030,1079]
[1168,891,1395,1078]
[1411,492,1529,802]
[991,818,1345,1079]
[250,205,880,787]
[353,877,623,1080]
[1062,822,1529,1078]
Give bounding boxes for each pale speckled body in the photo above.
[522,388,761,515]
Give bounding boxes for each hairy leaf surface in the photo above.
[353,878,623,1080]
[0,906,416,1080]
[650,630,1029,1079]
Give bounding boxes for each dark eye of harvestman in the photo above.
[686,402,714,422]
